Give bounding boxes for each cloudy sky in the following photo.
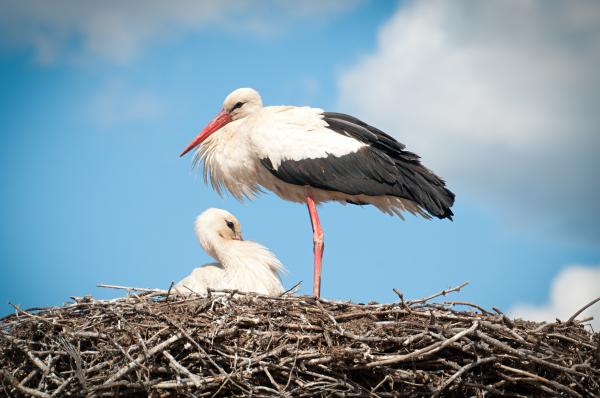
[1,0,598,327]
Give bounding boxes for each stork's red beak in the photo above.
[179,108,232,157]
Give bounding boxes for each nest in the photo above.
[1,283,599,397]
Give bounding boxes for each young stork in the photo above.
[180,88,455,297]
[174,208,285,296]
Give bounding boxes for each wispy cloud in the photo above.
[88,79,167,126]
[509,265,600,329]
[338,0,600,245]
[0,0,361,64]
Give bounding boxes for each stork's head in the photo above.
[179,88,262,157]
[195,208,243,257]
[224,88,263,120]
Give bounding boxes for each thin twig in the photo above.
[498,364,582,397]
[97,284,168,294]
[445,301,494,315]
[407,281,469,305]
[567,296,600,324]
[165,281,175,301]
[280,281,302,296]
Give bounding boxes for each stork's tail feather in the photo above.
[431,187,455,220]
[398,161,455,221]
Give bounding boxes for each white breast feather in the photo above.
[195,120,262,201]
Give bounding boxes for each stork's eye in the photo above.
[226,220,235,231]
[231,101,244,111]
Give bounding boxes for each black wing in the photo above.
[260,112,455,220]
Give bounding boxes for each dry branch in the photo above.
[1,287,598,397]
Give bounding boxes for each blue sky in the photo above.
[1,1,599,325]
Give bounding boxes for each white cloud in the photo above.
[338,0,600,245]
[0,0,360,64]
[510,265,600,329]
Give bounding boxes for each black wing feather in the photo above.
[260,112,455,219]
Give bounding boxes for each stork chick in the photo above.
[174,208,285,296]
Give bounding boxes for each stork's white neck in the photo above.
[205,238,238,266]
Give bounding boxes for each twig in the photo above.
[97,284,168,294]
[476,332,587,377]
[18,369,38,388]
[262,366,282,392]
[103,333,182,385]
[393,288,412,313]
[445,301,493,315]
[283,339,301,392]
[371,374,391,393]
[165,281,175,301]
[434,356,497,395]
[0,369,50,398]
[0,332,50,373]
[366,321,479,367]
[280,281,302,296]
[567,296,600,324]
[50,376,73,398]
[8,303,54,325]
[498,364,582,397]
[407,281,469,305]
[163,351,202,387]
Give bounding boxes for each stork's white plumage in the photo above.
[174,208,285,296]
[180,88,455,297]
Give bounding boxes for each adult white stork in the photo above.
[174,208,285,296]
[180,88,455,298]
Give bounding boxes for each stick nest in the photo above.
[1,285,599,397]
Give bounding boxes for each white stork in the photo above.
[180,88,455,298]
[174,208,285,296]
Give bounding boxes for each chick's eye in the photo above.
[232,101,244,111]
[226,220,235,231]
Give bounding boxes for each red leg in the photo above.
[306,196,324,297]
